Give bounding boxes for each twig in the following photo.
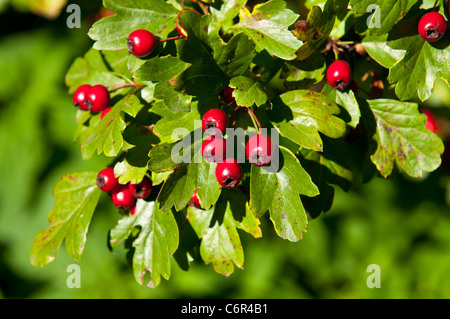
[433,0,439,9]
[192,0,209,15]
[159,35,184,42]
[223,100,236,110]
[107,82,144,92]
[246,108,261,132]
[229,105,241,127]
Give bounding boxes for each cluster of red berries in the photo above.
[96,167,153,215]
[187,86,274,208]
[202,110,273,185]
[72,84,112,119]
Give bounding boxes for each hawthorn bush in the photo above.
[30,0,449,288]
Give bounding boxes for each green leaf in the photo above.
[186,161,222,210]
[148,143,179,173]
[154,81,192,113]
[293,1,336,60]
[350,0,418,35]
[270,90,347,151]
[249,146,319,242]
[134,56,189,82]
[114,158,149,185]
[235,0,302,60]
[215,33,257,78]
[65,48,127,93]
[157,158,222,212]
[301,140,353,191]
[175,15,258,97]
[132,200,178,288]
[153,110,201,143]
[110,200,178,288]
[157,165,193,211]
[175,12,228,96]
[88,0,178,50]
[252,50,285,84]
[187,189,261,276]
[210,0,247,31]
[153,127,223,211]
[299,139,354,217]
[363,99,444,178]
[102,49,133,78]
[387,19,450,102]
[229,75,268,107]
[83,94,142,157]
[281,53,326,89]
[151,170,172,186]
[322,83,361,128]
[362,34,406,69]
[30,172,101,266]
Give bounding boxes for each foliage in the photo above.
[29,0,449,289]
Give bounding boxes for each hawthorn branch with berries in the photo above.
[30,0,447,288]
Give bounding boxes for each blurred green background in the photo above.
[1,0,450,299]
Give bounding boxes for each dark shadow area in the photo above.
[391,168,448,211]
[173,209,201,272]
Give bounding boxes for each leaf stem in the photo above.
[159,35,184,42]
[192,0,209,15]
[247,108,261,133]
[333,47,339,61]
[107,82,144,92]
[231,107,241,127]
[111,72,135,85]
[338,41,355,45]
[223,100,236,110]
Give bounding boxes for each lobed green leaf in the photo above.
[270,90,347,151]
[249,146,319,242]
[30,172,101,266]
[89,0,178,50]
[364,99,444,178]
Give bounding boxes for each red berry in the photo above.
[128,176,153,199]
[421,108,439,133]
[100,107,112,120]
[112,185,136,209]
[326,60,352,91]
[202,109,228,136]
[72,84,91,111]
[188,189,201,208]
[246,134,273,167]
[221,86,236,104]
[418,12,447,42]
[96,167,120,193]
[127,29,157,58]
[85,85,110,113]
[215,158,242,188]
[201,137,227,163]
